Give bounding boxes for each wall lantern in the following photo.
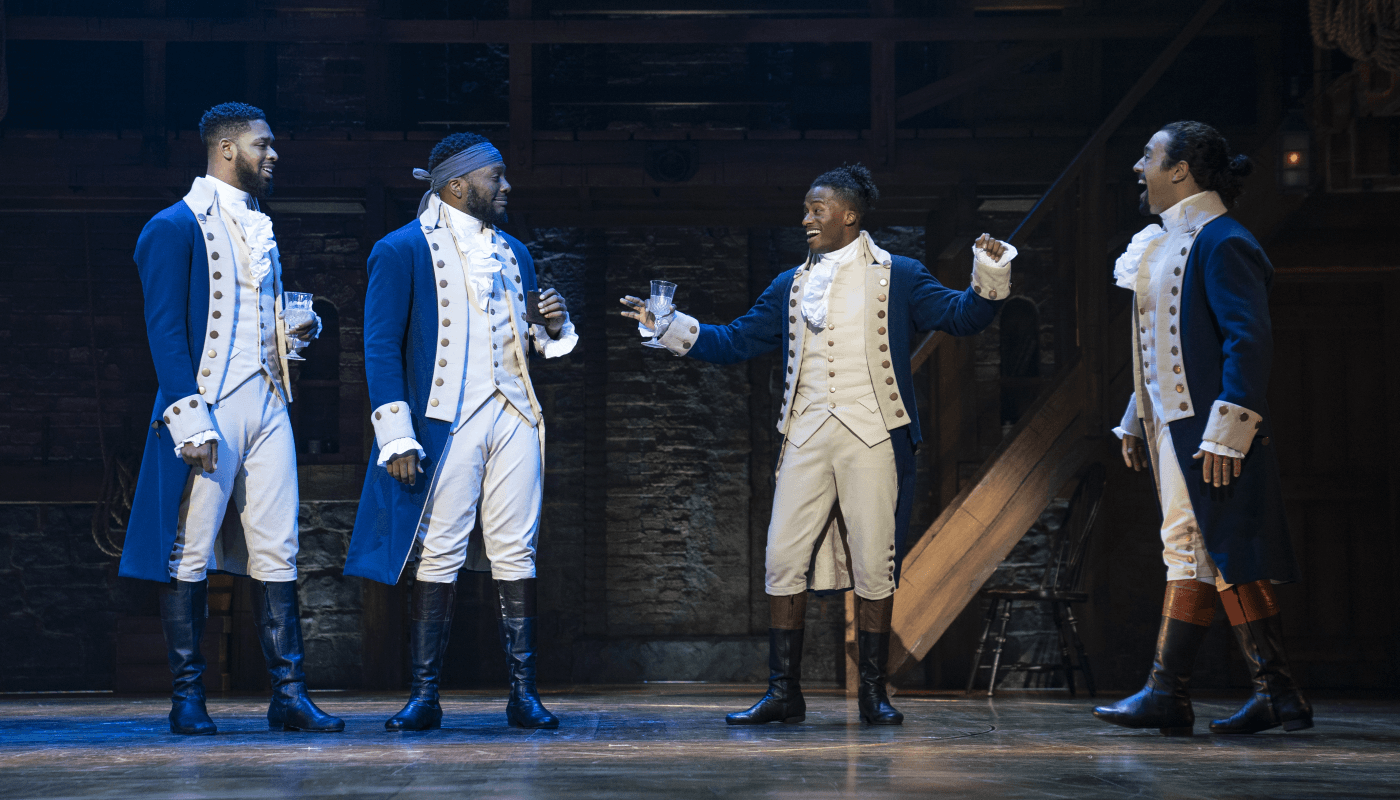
[1279,110,1311,192]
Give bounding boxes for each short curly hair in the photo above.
[810,163,880,217]
[199,102,267,150]
[429,132,493,172]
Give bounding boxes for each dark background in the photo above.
[1,0,1396,696]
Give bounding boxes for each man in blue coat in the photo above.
[345,133,577,731]
[120,103,342,735]
[1094,121,1311,736]
[621,164,1014,726]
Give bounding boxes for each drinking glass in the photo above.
[282,292,315,361]
[642,280,677,349]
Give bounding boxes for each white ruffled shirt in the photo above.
[1111,193,1243,459]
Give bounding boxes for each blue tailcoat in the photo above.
[1163,216,1297,584]
[119,204,211,582]
[343,221,540,586]
[685,254,1001,582]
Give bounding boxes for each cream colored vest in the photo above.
[787,257,889,448]
[456,265,538,428]
[221,213,284,400]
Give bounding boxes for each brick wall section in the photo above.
[602,227,755,638]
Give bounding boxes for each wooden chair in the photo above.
[965,462,1105,698]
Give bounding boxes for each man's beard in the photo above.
[466,184,508,227]
[1138,188,1152,217]
[234,154,274,199]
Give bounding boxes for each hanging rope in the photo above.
[1311,0,1400,75]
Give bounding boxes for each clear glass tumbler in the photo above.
[282,292,315,361]
[642,280,677,349]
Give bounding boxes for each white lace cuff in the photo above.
[1115,393,1144,438]
[971,242,1016,300]
[377,437,426,466]
[1199,440,1246,459]
[532,315,579,358]
[173,429,220,457]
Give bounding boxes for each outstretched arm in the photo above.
[618,271,792,364]
[909,234,1013,335]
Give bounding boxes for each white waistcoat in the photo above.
[457,266,537,428]
[181,178,291,407]
[788,256,889,448]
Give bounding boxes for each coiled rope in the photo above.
[1311,0,1400,74]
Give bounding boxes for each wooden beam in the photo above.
[3,15,1278,44]
[895,43,1060,122]
[870,41,896,167]
[1008,0,1230,246]
[510,1,534,169]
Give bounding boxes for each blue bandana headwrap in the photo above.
[413,142,505,217]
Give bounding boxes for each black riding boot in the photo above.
[387,581,457,731]
[1210,614,1313,734]
[857,631,904,725]
[1093,615,1208,736]
[159,579,216,735]
[726,628,806,725]
[250,580,344,732]
[497,579,558,729]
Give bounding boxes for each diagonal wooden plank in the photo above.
[888,359,1088,675]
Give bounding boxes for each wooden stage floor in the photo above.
[0,686,1396,799]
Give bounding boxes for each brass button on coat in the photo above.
[209,331,219,339]
[690,326,698,334]
[212,311,221,319]
[877,327,886,335]
[1180,402,1189,411]
[435,378,444,386]
[390,404,400,413]
[879,344,888,352]
[441,299,450,307]
[431,242,439,250]
[790,300,797,307]
[890,393,898,401]
[189,400,198,408]
[201,368,211,377]
[885,377,894,385]
[1176,384,1185,393]
[430,398,439,407]
[212,272,222,280]
[439,358,448,367]
[442,319,451,326]
[439,280,448,288]
[206,232,214,241]
[877,311,886,319]
[211,252,219,260]
[882,360,890,368]
[894,409,904,417]
[208,349,217,358]
[877,294,886,302]
[440,338,449,346]
[1239,412,1249,421]
[213,291,222,300]
[1180,247,1188,255]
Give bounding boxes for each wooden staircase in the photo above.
[889,359,1092,675]
[872,0,1255,680]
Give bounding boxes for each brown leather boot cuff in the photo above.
[856,595,894,633]
[1221,580,1281,626]
[769,592,808,630]
[1162,580,1218,627]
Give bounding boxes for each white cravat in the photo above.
[204,175,276,284]
[441,203,504,306]
[801,235,864,330]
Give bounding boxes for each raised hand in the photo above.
[618,295,656,332]
[974,233,1008,261]
[538,288,568,336]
